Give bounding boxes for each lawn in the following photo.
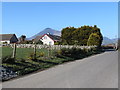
[2,46,52,60]
[2,46,13,58]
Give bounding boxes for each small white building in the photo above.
[0,34,18,44]
[34,33,60,45]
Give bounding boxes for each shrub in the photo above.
[2,55,15,64]
[20,58,26,62]
[36,40,43,44]
[86,47,102,56]
[18,68,37,75]
[54,50,62,58]
[27,52,45,61]
[54,48,87,59]
[54,41,62,45]
[54,42,59,45]
[54,47,101,60]
[27,53,35,60]
[38,52,45,57]
[87,33,102,47]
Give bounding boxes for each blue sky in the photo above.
[2,2,118,39]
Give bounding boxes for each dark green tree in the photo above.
[61,25,103,46]
[61,27,76,45]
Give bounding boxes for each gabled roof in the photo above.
[47,34,60,41]
[33,33,60,42]
[0,34,16,41]
[33,36,42,42]
[40,33,60,41]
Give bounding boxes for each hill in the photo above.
[27,28,61,40]
[102,37,118,45]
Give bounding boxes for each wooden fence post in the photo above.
[48,45,49,57]
[34,44,37,60]
[12,43,16,59]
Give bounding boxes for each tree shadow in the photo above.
[34,59,59,65]
[14,61,40,69]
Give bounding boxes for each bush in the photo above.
[87,33,102,47]
[54,48,87,59]
[18,68,37,75]
[54,47,101,60]
[36,40,43,44]
[54,50,62,57]
[27,53,35,60]
[20,58,26,62]
[38,52,45,57]
[54,41,62,45]
[20,40,33,44]
[2,55,15,64]
[54,42,59,45]
[27,52,45,61]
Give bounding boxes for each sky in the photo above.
[2,2,118,39]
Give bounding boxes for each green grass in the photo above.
[1,47,51,60]
[2,46,13,57]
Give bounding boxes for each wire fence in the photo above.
[1,44,97,60]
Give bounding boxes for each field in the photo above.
[2,46,53,60]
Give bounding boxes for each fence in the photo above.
[1,44,97,60]
[7,44,96,49]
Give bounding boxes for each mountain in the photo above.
[102,37,118,45]
[111,38,118,43]
[28,28,61,40]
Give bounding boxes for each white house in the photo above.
[33,33,60,45]
[0,34,18,44]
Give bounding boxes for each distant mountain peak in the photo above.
[27,28,61,40]
[45,28,52,29]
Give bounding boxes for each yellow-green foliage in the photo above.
[87,33,101,46]
[38,52,44,57]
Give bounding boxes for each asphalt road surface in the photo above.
[2,51,118,88]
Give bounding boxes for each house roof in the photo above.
[46,34,60,41]
[33,36,42,42]
[0,34,16,41]
[33,34,61,42]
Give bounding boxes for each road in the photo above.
[2,51,118,88]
